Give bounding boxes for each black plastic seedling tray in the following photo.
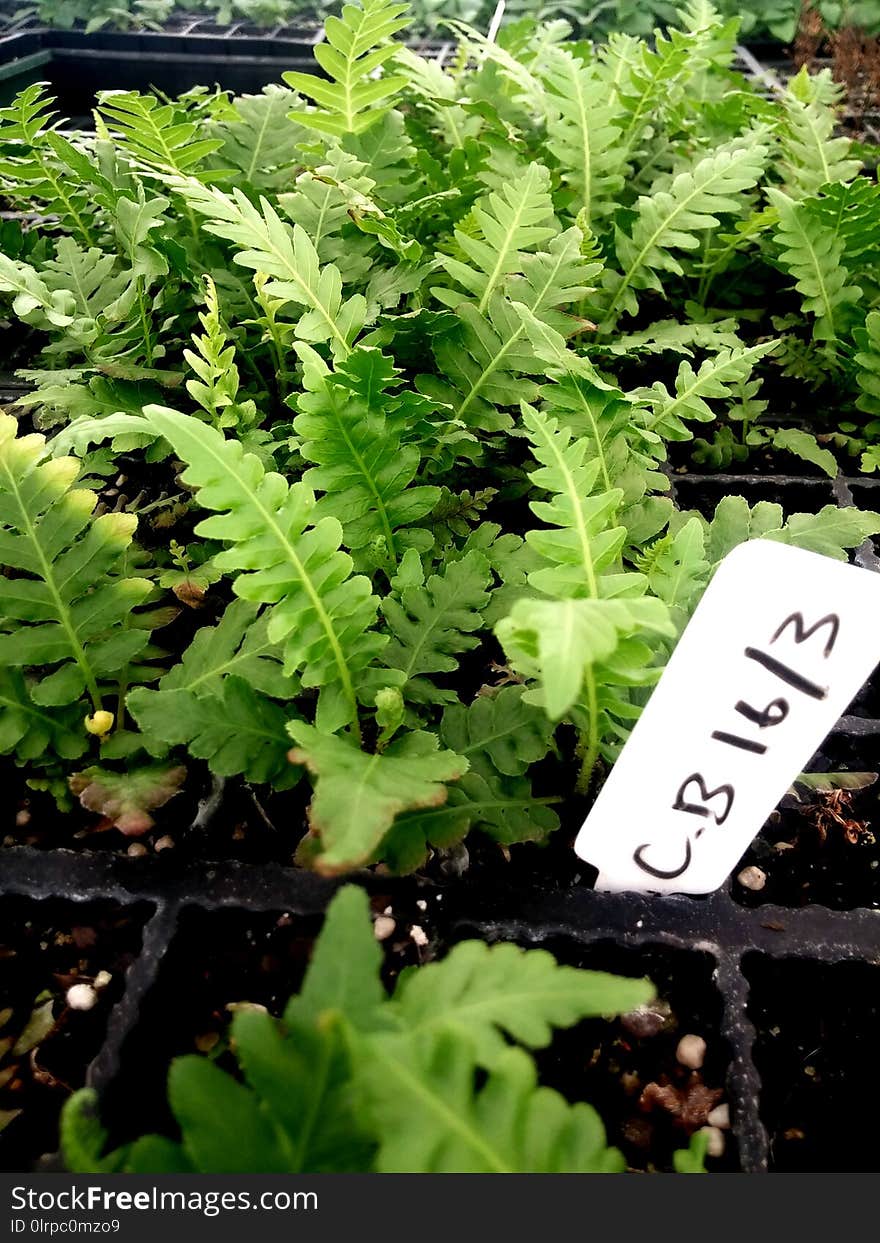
[0,466,879,1175]
[0,21,324,113]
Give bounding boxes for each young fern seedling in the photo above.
[61,885,707,1174]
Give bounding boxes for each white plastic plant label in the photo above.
[574,539,880,895]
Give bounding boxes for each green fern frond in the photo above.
[0,412,153,749]
[170,178,366,360]
[96,90,223,178]
[435,164,556,313]
[535,375,663,516]
[0,84,98,246]
[429,226,600,431]
[495,594,672,723]
[358,1033,624,1173]
[293,346,439,565]
[779,66,861,198]
[799,179,880,274]
[518,405,626,600]
[600,132,770,326]
[388,933,653,1064]
[211,86,306,191]
[140,406,388,736]
[288,722,467,872]
[283,0,411,137]
[127,599,299,787]
[540,46,625,225]
[636,342,778,441]
[855,311,880,418]
[0,668,87,763]
[129,675,296,787]
[380,549,493,704]
[381,685,560,870]
[767,186,863,347]
[603,23,706,166]
[184,276,258,433]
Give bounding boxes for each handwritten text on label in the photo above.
[574,542,880,895]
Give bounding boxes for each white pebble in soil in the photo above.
[410,924,429,948]
[700,1125,726,1159]
[737,865,767,891]
[373,915,396,941]
[707,1103,730,1130]
[675,1033,707,1070]
[66,983,98,1012]
[93,970,113,990]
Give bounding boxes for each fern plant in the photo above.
[60,884,708,1174]
[0,413,157,763]
[0,0,878,876]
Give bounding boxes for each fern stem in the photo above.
[576,667,600,795]
[136,279,154,366]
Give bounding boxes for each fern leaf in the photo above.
[767,187,862,347]
[169,179,365,360]
[0,668,87,763]
[425,222,600,434]
[636,515,710,627]
[127,600,299,787]
[382,686,559,869]
[425,299,544,433]
[435,164,556,314]
[383,768,559,872]
[536,374,664,519]
[358,1034,624,1173]
[129,676,296,787]
[779,67,861,198]
[0,84,98,246]
[184,276,258,433]
[96,90,222,177]
[211,86,306,191]
[671,494,880,564]
[389,938,653,1066]
[293,347,440,563]
[283,0,410,138]
[802,180,880,274]
[604,24,704,166]
[541,46,625,224]
[287,722,467,872]
[140,406,387,735]
[518,405,626,600]
[636,342,777,441]
[439,685,556,779]
[772,507,880,561]
[0,413,152,749]
[277,144,409,282]
[379,549,493,704]
[601,133,770,326]
[496,595,673,720]
[855,311,880,418]
[0,252,78,330]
